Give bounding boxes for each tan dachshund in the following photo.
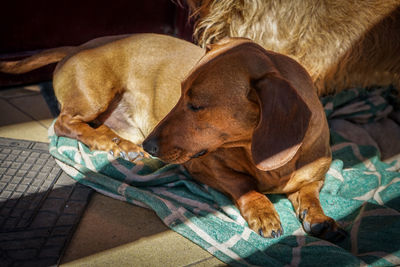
[0,34,205,160]
[143,38,346,241]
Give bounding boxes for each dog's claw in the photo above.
[300,209,308,221]
[277,228,283,237]
[303,221,311,233]
[128,151,139,160]
[258,228,283,238]
[120,151,129,160]
[112,137,121,144]
[258,229,264,237]
[271,230,277,238]
[271,229,283,238]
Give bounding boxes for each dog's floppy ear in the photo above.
[251,74,311,171]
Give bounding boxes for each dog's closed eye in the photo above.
[187,103,205,111]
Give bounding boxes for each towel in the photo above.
[49,86,400,267]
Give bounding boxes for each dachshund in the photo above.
[0,33,205,160]
[143,37,346,241]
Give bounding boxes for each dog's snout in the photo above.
[143,137,159,157]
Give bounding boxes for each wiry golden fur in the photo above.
[185,0,400,95]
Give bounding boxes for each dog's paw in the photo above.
[238,193,283,238]
[300,209,347,242]
[108,137,150,161]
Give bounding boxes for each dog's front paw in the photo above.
[238,192,283,238]
[109,137,150,161]
[300,209,347,242]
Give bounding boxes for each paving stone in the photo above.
[0,137,93,266]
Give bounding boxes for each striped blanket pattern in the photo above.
[49,87,400,266]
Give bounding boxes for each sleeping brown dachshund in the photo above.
[144,38,346,241]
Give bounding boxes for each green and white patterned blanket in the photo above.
[49,87,400,267]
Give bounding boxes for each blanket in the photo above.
[49,86,400,267]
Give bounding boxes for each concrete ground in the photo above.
[0,85,225,266]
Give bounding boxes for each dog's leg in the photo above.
[216,176,284,238]
[187,157,283,238]
[287,181,346,241]
[55,112,147,161]
[236,189,283,238]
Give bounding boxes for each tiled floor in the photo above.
[0,84,224,266]
[0,85,53,143]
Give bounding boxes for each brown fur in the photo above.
[185,0,400,95]
[143,38,345,241]
[0,34,205,159]
[1,33,346,240]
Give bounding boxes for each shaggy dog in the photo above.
[185,0,400,95]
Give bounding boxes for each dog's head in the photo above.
[143,38,312,171]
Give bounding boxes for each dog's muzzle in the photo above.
[142,137,159,157]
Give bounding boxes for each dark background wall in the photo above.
[0,0,193,87]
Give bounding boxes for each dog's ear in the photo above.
[251,74,311,171]
[206,37,253,52]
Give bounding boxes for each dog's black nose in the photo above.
[143,137,159,157]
